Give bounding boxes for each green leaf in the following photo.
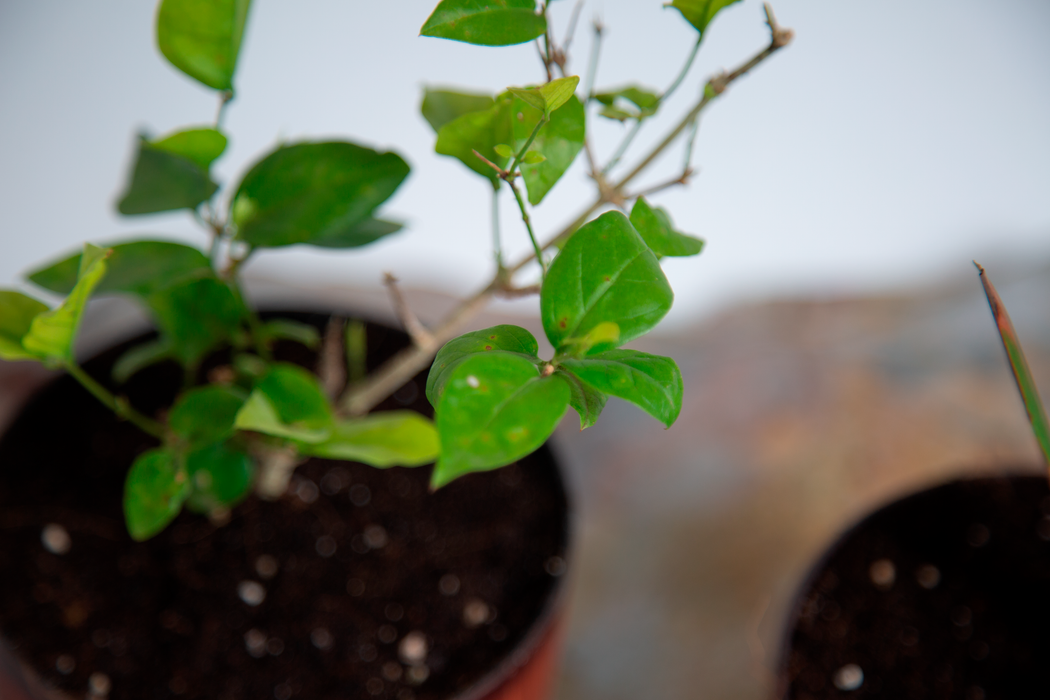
[435,95,514,185]
[147,275,244,367]
[232,141,410,248]
[185,442,253,512]
[593,85,661,120]
[0,291,49,361]
[630,198,704,258]
[541,211,673,355]
[512,94,585,205]
[28,240,210,297]
[123,448,190,541]
[422,89,495,132]
[156,0,253,91]
[261,319,320,349]
[426,324,540,406]
[116,137,218,215]
[665,0,741,36]
[598,106,636,122]
[508,76,579,117]
[297,412,439,467]
[507,87,546,114]
[308,218,404,249]
[561,349,683,428]
[112,339,174,383]
[151,127,228,170]
[421,0,546,47]
[433,352,569,488]
[522,151,546,164]
[169,385,247,448]
[555,368,606,430]
[493,144,515,158]
[234,363,333,442]
[22,244,110,362]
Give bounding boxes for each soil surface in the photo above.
[0,313,569,700]
[780,475,1050,699]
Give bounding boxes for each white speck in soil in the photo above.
[296,479,319,504]
[833,663,864,691]
[238,580,266,606]
[350,484,372,506]
[463,599,491,628]
[916,564,940,589]
[88,672,112,696]
[41,523,71,555]
[399,631,428,664]
[311,628,333,650]
[969,640,989,661]
[347,578,366,596]
[869,559,896,590]
[406,664,430,685]
[967,523,990,547]
[364,525,388,549]
[439,574,460,596]
[267,637,285,656]
[321,467,349,495]
[382,661,404,682]
[316,535,337,557]
[1037,516,1050,541]
[386,603,404,622]
[274,682,293,700]
[378,625,398,644]
[168,677,187,695]
[367,678,385,696]
[256,555,279,579]
[359,643,378,662]
[544,556,566,576]
[488,624,507,642]
[245,629,267,658]
[466,375,480,388]
[952,606,972,627]
[55,654,75,675]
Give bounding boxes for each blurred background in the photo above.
[2,1,1049,698]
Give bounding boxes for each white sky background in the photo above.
[1,0,1048,330]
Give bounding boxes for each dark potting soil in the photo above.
[0,313,569,700]
[780,475,1050,700]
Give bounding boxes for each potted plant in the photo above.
[777,266,1050,699]
[0,1,792,698]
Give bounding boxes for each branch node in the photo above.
[383,273,434,348]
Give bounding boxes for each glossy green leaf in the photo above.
[0,291,49,361]
[665,0,741,36]
[234,363,332,442]
[555,368,607,430]
[22,244,110,362]
[508,76,579,117]
[261,319,320,349]
[433,352,569,488]
[512,94,585,205]
[435,95,514,185]
[630,198,704,258]
[112,339,174,383]
[561,349,683,428]
[232,141,410,248]
[308,218,404,249]
[123,448,190,541]
[147,275,244,367]
[297,411,439,467]
[152,127,228,170]
[169,385,248,448]
[28,240,210,297]
[507,87,546,114]
[185,442,253,512]
[117,138,218,215]
[156,0,253,91]
[421,0,546,47]
[421,89,494,132]
[426,324,540,406]
[541,211,673,355]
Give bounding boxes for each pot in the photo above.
[777,473,1050,699]
[0,312,571,700]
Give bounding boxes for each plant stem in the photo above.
[509,180,546,276]
[65,363,165,438]
[215,90,234,129]
[601,119,643,175]
[492,186,503,268]
[663,37,702,104]
[508,116,547,175]
[582,21,603,100]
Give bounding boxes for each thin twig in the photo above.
[508,180,546,275]
[562,0,585,55]
[383,273,433,347]
[65,363,164,438]
[317,316,346,401]
[624,168,694,200]
[496,284,541,299]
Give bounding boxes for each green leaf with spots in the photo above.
[555,368,607,430]
[169,385,247,448]
[541,211,673,355]
[665,0,741,36]
[123,448,190,541]
[426,324,541,406]
[147,275,244,367]
[308,218,404,249]
[28,240,210,298]
[433,352,569,488]
[232,141,410,248]
[151,127,228,170]
[561,349,683,427]
[297,411,439,468]
[421,0,546,47]
[421,89,495,132]
[184,442,253,513]
[117,137,218,215]
[234,363,333,443]
[0,291,49,361]
[157,0,253,91]
[22,244,110,362]
[511,94,585,205]
[630,198,704,258]
[435,95,514,185]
